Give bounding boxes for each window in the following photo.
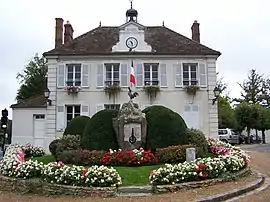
[104,104,121,111]
[144,63,159,86]
[66,105,80,125]
[66,64,81,86]
[105,63,120,86]
[183,63,198,86]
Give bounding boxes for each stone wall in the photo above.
[0,175,117,197]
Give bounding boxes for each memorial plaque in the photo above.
[124,123,141,142]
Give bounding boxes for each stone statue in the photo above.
[128,87,139,100]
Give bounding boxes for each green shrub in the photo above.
[155,145,195,164]
[81,109,119,150]
[58,149,105,166]
[63,116,90,137]
[183,128,208,157]
[49,139,61,158]
[142,105,188,149]
[55,135,81,160]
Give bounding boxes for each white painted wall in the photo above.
[46,56,218,139]
[11,108,51,153]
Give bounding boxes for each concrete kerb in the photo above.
[196,170,266,202]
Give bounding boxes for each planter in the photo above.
[184,85,200,95]
[143,85,160,102]
[65,86,81,95]
[104,84,121,100]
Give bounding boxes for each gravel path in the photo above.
[231,151,270,202]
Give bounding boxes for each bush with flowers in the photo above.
[0,144,122,187]
[149,138,250,185]
[101,148,158,166]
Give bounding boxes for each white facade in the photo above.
[45,21,219,141]
[11,108,51,153]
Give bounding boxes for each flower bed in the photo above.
[0,144,122,188]
[101,148,158,166]
[149,138,250,185]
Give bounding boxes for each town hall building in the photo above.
[10,3,221,152]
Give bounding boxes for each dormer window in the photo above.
[66,64,81,86]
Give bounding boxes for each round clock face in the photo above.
[126,37,138,49]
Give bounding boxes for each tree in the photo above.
[218,96,235,129]
[235,102,260,143]
[260,78,270,107]
[16,54,48,102]
[255,106,270,144]
[235,69,264,104]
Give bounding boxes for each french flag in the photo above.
[130,61,136,86]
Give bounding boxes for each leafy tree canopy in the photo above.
[16,54,48,102]
[218,96,235,129]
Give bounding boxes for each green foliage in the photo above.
[183,128,208,157]
[256,106,270,131]
[81,109,119,150]
[235,102,260,143]
[63,116,90,137]
[155,145,194,164]
[49,139,61,158]
[218,96,236,129]
[235,69,263,104]
[142,105,188,149]
[58,149,105,166]
[55,135,81,160]
[16,54,48,102]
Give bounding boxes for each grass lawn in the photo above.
[31,155,163,186]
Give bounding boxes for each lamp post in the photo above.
[44,87,52,106]
[212,86,221,105]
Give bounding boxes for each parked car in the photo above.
[218,128,239,145]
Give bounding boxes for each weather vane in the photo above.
[129,0,133,8]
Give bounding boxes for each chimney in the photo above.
[64,21,74,44]
[191,20,200,43]
[55,18,64,48]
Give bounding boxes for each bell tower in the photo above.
[126,0,138,22]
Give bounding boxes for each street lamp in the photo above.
[212,86,221,105]
[44,87,52,106]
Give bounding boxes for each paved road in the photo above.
[239,143,270,152]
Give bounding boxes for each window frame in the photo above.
[143,63,159,86]
[182,63,198,86]
[104,63,120,86]
[66,105,81,126]
[66,64,82,86]
[104,104,121,111]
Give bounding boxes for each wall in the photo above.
[11,108,46,145]
[47,55,218,139]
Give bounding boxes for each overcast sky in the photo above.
[1,0,269,118]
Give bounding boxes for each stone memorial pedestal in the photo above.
[186,147,196,162]
[113,101,147,150]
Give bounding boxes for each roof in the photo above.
[43,26,221,56]
[10,94,47,109]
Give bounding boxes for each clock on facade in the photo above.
[126,37,138,49]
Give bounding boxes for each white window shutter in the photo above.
[174,64,182,87]
[160,63,167,87]
[57,64,65,88]
[82,64,90,87]
[121,63,128,87]
[96,64,104,87]
[199,63,207,87]
[81,105,90,116]
[96,104,104,113]
[135,63,143,87]
[56,105,65,131]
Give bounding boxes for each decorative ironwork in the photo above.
[129,128,137,144]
